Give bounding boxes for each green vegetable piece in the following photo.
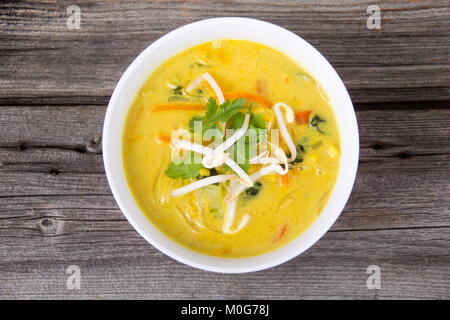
[294,144,306,163]
[201,184,225,218]
[168,96,194,102]
[172,85,183,95]
[165,156,203,179]
[244,181,263,198]
[310,115,326,134]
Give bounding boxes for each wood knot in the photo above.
[39,217,59,234]
[398,151,411,159]
[17,140,27,151]
[40,218,53,227]
[85,135,102,153]
[371,141,384,150]
[49,167,60,175]
[74,145,87,153]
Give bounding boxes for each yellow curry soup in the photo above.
[123,39,340,257]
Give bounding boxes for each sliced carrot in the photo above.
[274,224,287,242]
[202,80,219,101]
[224,92,272,108]
[280,173,289,186]
[152,104,206,112]
[156,133,171,144]
[295,110,312,125]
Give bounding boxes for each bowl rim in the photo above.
[103,17,359,273]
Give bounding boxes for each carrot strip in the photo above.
[224,92,272,108]
[295,110,312,125]
[152,104,206,112]
[274,224,287,242]
[203,80,219,101]
[280,174,289,186]
[156,133,171,144]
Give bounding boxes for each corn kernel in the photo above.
[199,168,210,177]
[308,154,318,162]
[263,174,277,183]
[327,144,339,159]
[215,166,226,174]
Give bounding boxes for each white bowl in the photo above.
[103,17,359,273]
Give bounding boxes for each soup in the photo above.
[122,39,340,258]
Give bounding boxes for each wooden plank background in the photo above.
[0,0,449,299]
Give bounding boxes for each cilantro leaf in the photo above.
[182,98,268,176]
[188,115,204,133]
[189,98,246,135]
[228,112,245,130]
[165,151,204,179]
[229,112,266,130]
[217,98,246,122]
[205,97,219,119]
[165,162,203,179]
[250,113,266,129]
[202,98,220,131]
[229,112,267,142]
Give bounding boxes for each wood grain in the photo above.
[0,0,449,105]
[0,104,449,299]
[0,0,449,300]
[0,107,449,229]
[0,227,448,299]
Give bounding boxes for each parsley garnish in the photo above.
[165,162,203,179]
[168,98,269,178]
[189,97,246,134]
[165,152,204,179]
[229,112,267,142]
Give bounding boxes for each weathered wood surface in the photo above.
[0,0,449,299]
[1,0,449,105]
